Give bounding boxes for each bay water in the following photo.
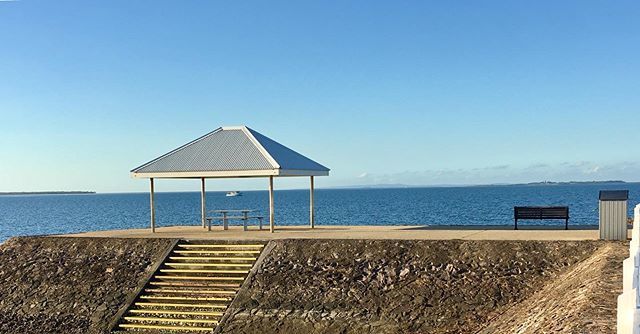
[1,183,638,242]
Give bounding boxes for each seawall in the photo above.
[0,237,173,334]
[0,237,626,333]
[221,239,624,334]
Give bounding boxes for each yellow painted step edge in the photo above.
[129,309,223,316]
[124,316,219,324]
[119,323,214,331]
[165,263,253,267]
[160,269,249,274]
[134,302,227,308]
[154,276,245,281]
[149,281,240,288]
[174,250,260,254]
[178,244,264,248]
[169,256,257,261]
[145,289,236,295]
[140,295,229,301]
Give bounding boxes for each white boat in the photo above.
[226,191,241,197]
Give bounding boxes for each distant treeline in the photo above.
[0,191,96,196]
[520,180,627,186]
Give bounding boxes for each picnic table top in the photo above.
[210,209,254,213]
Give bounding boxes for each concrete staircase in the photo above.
[112,241,265,333]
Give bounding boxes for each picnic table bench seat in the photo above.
[205,210,264,231]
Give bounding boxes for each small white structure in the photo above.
[617,203,640,333]
[599,190,629,241]
[130,125,330,233]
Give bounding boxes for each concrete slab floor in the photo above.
[58,225,632,241]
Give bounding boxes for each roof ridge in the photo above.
[241,126,281,169]
[244,127,329,172]
[130,127,223,172]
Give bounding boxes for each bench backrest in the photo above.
[514,206,569,219]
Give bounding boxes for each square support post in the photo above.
[201,178,206,229]
[310,176,315,229]
[242,210,249,231]
[269,176,275,233]
[150,178,156,233]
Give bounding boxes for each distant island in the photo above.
[331,180,632,190]
[0,191,96,196]
[510,180,628,187]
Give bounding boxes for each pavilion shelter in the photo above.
[130,125,330,233]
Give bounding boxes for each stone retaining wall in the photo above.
[0,237,624,334]
[220,239,610,334]
[0,237,173,334]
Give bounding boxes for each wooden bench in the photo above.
[514,206,569,230]
[206,209,264,231]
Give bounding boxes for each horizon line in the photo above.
[4,180,638,195]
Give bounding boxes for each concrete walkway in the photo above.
[60,225,626,241]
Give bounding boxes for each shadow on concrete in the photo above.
[278,227,351,232]
[402,225,599,231]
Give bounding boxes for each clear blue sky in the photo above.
[1,1,638,192]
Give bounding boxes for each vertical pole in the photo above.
[201,178,206,229]
[150,178,156,233]
[310,176,315,229]
[269,176,275,233]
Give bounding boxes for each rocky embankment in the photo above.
[479,242,625,334]
[0,238,625,334]
[0,237,173,334]
[221,239,624,334]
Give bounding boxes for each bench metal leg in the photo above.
[565,218,568,230]
[207,218,212,232]
[259,218,263,230]
[223,212,228,230]
[514,219,518,230]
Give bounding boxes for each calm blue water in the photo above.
[0,183,639,241]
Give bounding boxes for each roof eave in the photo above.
[277,169,330,177]
[131,168,329,179]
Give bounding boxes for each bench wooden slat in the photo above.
[207,216,264,220]
[514,206,569,230]
[208,216,244,220]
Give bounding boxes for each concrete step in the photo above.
[177,244,264,248]
[113,240,265,333]
[134,301,228,309]
[145,288,236,295]
[153,275,246,281]
[168,256,257,261]
[124,316,219,324]
[173,250,261,254]
[165,262,253,267]
[128,309,224,317]
[118,323,215,332]
[148,281,241,289]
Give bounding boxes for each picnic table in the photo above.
[206,209,264,231]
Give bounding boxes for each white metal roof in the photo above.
[131,126,330,178]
